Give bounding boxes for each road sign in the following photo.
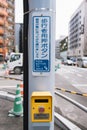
[32,16,51,74]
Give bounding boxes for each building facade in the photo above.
[7,0,15,53]
[55,40,60,59]
[15,23,23,53]
[68,0,87,58]
[60,36,68,60]
[55,36,68,60]
[0,0,15,58]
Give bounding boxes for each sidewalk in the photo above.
[0,88,23,130]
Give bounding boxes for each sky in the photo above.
[15,0,23,23]
[56,0,83,39]
[15,0,83,39]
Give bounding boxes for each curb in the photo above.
[56,87,87,97]
[0,91,15,102]
[0,90,23,102]
[54,112,81,130]
[0,76,23,81]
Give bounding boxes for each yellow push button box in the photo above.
[31,91,52,122]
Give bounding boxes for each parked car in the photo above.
[70,58,77,66]
[7,52,23,74]
[63,59,73,65]
[77,57,87,68]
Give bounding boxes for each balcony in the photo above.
[7,35,15,40]
[0,0,8,8]
[8,11,14,17]
[7,28,14,33]
[0,48,3,53]
[0,38,4,44]
[8,20,14,25]
[8,1,14,9]
[0,28,4,35]
[5,21,8,28]
[0,9,8,17]
[0,19,4,26]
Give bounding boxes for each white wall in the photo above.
[15,0,23,23]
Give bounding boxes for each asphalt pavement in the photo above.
[55,65,87,130]
[0,98,23,130]
[0,77,59,130]
[0,65,23,130]
[1,64,86,130]
[0,91,60,130]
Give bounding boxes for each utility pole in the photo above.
[24,0,56,130]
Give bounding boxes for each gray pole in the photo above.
[28,0,56,129]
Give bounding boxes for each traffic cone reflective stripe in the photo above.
[8,84,23,117]
[16,100,22,105]
[15,94,21,98]
[20,82,23,96]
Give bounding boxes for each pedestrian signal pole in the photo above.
[24,0,56,130]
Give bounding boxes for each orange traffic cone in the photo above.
[20,82,24,97]
[5,68,9,75]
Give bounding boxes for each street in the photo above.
[55,65,87,93]
[0,65,87,130]
[0,68,23,130]
[55,64,87,130]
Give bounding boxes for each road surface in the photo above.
[55,64,87,130]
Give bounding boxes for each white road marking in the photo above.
[71,80,78,84]
[0,86,16,89]
[72,84,87,87]
[76,74,82,77]
[64,76,69,79]
[72,84,87,93]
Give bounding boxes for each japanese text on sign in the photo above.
[33,16,51,72]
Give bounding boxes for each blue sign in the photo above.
[32,16,51,72]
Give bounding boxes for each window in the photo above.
[0,54,4,62]
[79,43,81,46]
[79,38,81,41]
[10,54,20,62]
[79,50,81,54]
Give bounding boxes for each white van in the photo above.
[7,53,23,74]
[77,57,87,68]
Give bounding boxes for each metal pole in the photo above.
[28,0,56,130]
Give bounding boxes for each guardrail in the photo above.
[55,91,87,113]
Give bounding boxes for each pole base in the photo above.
[8,109,23,117]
